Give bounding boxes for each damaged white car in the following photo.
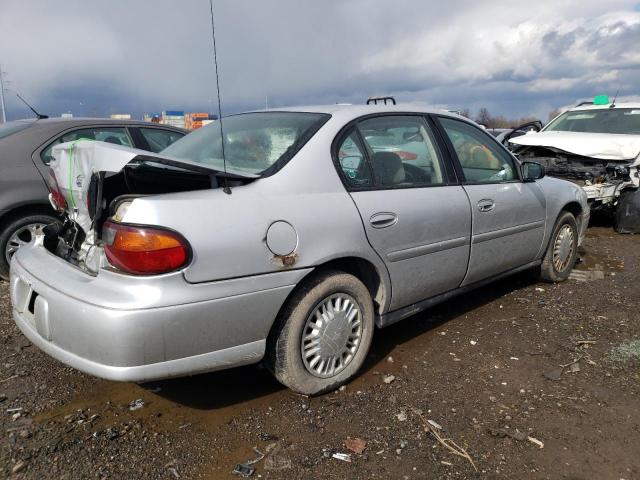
[510,99,640,232]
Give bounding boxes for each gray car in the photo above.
[10,105,589,395]
[0,118,186,280]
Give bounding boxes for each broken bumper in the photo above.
[10,244,309,382]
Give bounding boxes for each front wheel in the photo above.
[266,270,375,395]
[538,211,578,283]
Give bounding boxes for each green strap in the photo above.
[67,141,79,210]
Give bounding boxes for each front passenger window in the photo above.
[140,128,184,153]
[439,117,516,183]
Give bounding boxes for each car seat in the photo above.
[371,151,405,185]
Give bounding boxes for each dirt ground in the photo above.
[1,227,639,479]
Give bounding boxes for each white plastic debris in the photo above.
[527,436,544,449]
[332,453,351,462]
[129,399,145,411]
[383,374,396,384]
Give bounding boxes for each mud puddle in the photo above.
[34,364,288,435]
[571,249,624,281]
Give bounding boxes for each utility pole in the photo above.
[0,64,6,123]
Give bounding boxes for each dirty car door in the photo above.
[437,116,546,285]
[336,115,471,311]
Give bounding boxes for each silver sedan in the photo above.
[10,104,589,395]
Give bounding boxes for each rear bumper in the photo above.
[10,244,311,382]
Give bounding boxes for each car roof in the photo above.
[6,117,187,131]
[570,102,640,111]
[250,103,469,126]
[267,103,451,115]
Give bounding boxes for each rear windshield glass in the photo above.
[545,108,640,135]
[161,112,330,176]
[0,121,34,140]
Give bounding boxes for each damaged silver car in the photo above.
[10,105,589,395]
[510,98,640,232]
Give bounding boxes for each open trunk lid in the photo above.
[47,140,257,273]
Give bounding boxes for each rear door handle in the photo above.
[477,199,495,212]
[370,212,398,229]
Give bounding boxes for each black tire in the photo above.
[614,189,640,234]
[538,211,578,283]
[0,213,60,281]
[266,270,375,396]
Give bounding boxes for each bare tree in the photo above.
[548,109,561,122]
[475,107,491,126]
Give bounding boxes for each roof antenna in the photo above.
[208,0,231,194]
[16,92,48,119]
[610,89,619,109]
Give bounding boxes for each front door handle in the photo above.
[370,212,398,229]
[477,199,495,212]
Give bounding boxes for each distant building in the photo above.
[184,112,218,130]
[161,111,185,129]
[141,111,216,129]
[110,113,131,120]
[143,113,162,123]
[61,113,73,118]
[184,112,217,130]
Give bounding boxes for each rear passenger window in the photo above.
[336,131,373,187]
[358,116,445,187]
[61,127,133,146]
[439,117,516,183]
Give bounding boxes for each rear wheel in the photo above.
[538,211,578,283]
[266,270,375,395]
[0,213,60,281]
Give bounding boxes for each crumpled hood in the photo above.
[510,131,640,161]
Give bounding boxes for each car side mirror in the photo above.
[521,161,545,182]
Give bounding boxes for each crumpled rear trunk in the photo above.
[47,141,236,273]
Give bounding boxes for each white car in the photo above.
[510,99,640,232]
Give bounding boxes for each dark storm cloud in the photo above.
[0,0,639,121]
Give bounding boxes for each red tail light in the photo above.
[394,150,418,160]
[47,168,67,211]
[102,221,190,275]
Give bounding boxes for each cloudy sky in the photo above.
[1,0,639,121]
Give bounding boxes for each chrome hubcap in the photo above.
[301,293,363,378]
[5,223,46,264]
[552,224,575,272]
